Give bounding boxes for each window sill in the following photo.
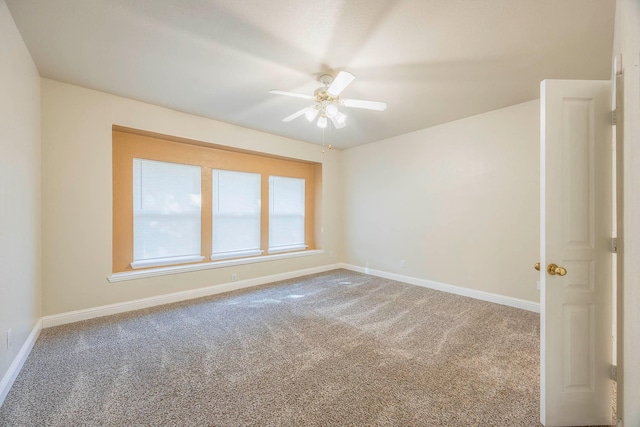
[211,249,263,261]
[267,244,309,255]
[108,249,324,283]
[131,255,205,270]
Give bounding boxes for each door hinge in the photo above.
[614,53,623,77]
[610,109,617,126]
[610,237,618,253]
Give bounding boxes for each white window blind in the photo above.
[132,159,203,269]
[212,170,262,260]
[268,176,306,254]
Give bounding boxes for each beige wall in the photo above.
[342,100,540,303]
[0,0,41,382]
[614,0,640,424]
[40,79,342,316]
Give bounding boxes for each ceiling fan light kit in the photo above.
[325,103,338,118]
[270,71,387,130]
[317,115,328,129]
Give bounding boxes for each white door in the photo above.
[540,79,613,426]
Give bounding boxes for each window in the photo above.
[212,169,262,260]
[269,176,306,254]
[132,159,204,269]
[112,127,320,273]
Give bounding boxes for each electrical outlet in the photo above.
[231,273,237,282]
[329,250,334,258]
[6,329,12,350]
[400,259,406,269]
[536,281,541,291]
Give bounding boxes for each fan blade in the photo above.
[282,107,309,122]
[343,98,387,111]
[327,71,355,96]
[269,90,314,100]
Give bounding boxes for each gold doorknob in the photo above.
[534,262,541,271]
[547,263,567,276]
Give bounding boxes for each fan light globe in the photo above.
[317,116,328,129]
[325,104,338,118]
[330,111,347,129]
[305,108,318,122]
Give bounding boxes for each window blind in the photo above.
[268,176,306,253]
[212,170,262,260]
[132,159,203,268]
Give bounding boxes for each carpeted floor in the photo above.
[0,269,542,426]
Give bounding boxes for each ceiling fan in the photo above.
[269,71,387,130]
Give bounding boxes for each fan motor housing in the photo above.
[313,87,339,103]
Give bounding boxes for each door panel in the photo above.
[540,79,612,426]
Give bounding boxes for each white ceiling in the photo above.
[6,0,615,149]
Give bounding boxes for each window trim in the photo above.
[109,249,324,283]
[112,127,321,274]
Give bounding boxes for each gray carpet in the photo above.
[0,269,541,426]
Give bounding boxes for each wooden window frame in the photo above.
[113,127,320,273]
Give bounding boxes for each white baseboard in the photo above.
[339,263,540,313]
[0,319,42,407]
[42,263,343,328]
